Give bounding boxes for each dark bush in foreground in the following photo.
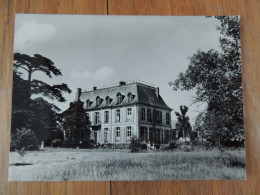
[62,140,95,149]
[140,143,147,150]
[11,128,39,151]
[160,140,193,151]
[160,139,182,150]
[130,135,142,152]
[101,143,130,149]
[51,139,62,147]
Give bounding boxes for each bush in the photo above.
[140,143,147,150]
[10,128,39,151]
[101,143,113,149]
[160,140,194,151]
[178,143,193,152]
[51,139,62,147]
[169,139,182,150]
[130,135,142,152]
[160,144,171,151]
[115,143,130,149]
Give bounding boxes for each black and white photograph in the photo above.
[9,14,245,181]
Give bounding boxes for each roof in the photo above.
[78,82,172,110]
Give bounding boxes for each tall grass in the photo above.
[33,148,245,181]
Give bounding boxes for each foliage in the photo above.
[169,139,182,150]
[169,16,244,146]
[11,53,71,142]
[175,106,193,141]
[101,143,130,149]
[160,140,193,151]
[51,139,62,147]
[10,128,39,151]
[130,135,142,152]
[61,100,91,146]
[13,53,71,101]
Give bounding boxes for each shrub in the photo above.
[130,135,142,152]
[160,140,194,151]
[101,143,113,149]
[169,139,182,150]
[179,143,193,152]
[10,128,39,151]
[160,144,170,151]
[51,139,62,147]
[115,143,130,149]
[140,143,147,150]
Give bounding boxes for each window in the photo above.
[117,93,123,104]
[141,108,146,121]
[155,111,162,123]
[104,111,109,123]
[105,96,111,105]
[127,108,132,116]
[147,109,152,122]
[104,128,108,143]
[127,126,132,137]
[96,96,102,107]
[166,113,170,125]
[127,93,135,102]
[116,127,120,137]
[86,99,91,107]
[95,112,100,124]
[127,108,132,121]
[116,109,120,122]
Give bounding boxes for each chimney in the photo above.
[155,87,159,98]
[75,88,82,101]
[93,86,97,91]
[119,81,126,86]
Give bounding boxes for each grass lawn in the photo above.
[8,147,245,181]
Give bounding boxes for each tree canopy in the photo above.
[175,106,192,141]
[169,16,244,146]
[13,53,71,101]
[61,100,90,146]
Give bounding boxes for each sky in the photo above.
[13,14,222,125]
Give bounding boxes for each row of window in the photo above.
[88,108,170,125]
[87,108,133,124]
[104,127,132,142]
[141,108,170,125]
[86,93,135,108]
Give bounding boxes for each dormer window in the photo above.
[105,96,111,105]
[117,93,123,104]
[86,99,92,108]
[96,96,102,107]
[127,92,135,102]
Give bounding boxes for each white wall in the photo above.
[86,105,138,144]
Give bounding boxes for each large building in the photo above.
[74,81,172,145]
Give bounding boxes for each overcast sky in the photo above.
[14,14,221,124]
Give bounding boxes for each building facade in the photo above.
[75,81,172,145]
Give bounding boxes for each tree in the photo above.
[175,106,192,141]
[61,100,90,146]
[10,128,39,151]
[130,135,142,153]
[11,53,72,144]
[169,16,244,146]
[13,53,71,102]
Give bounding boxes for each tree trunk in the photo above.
[27,70,32,99]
